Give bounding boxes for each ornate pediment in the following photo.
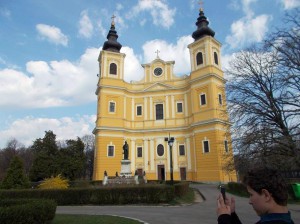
[143,82,174,92]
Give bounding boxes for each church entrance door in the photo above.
[157,165,165,181]
[180,167,186,180]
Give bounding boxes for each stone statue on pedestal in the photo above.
[123,141,129,160]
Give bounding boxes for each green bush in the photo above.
[0,199,56,224]
[0,184,175,205]
[174,181,190,197]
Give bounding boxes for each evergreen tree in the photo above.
[30,131,59,181]
[60,137,85,180]
[1,156,30,189]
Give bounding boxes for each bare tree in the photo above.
[226,21,300,169]
[81,135,95,180]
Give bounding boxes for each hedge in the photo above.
[174,181,190,197]
[0,184,175,205]
[0,199,56,224]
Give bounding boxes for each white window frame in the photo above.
[179,144,185,156]
[107,144,115,157]
[202,139,210,153]
[137,146,143,158]
[109,101,116,113]
[156,144,165,157]
[155,103,164,120]
[176,101,183,113]
[136,105,143,116]
[200,93,207,106]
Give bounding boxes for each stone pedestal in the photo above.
[120,160,132,177]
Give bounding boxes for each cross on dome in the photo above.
[155,49,160,58]
[199,0,204,11]
[111,14,116,26]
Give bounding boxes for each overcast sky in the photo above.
[0,0,299,148]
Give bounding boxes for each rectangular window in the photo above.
[137,146,143,157]
[109,102,115,113]
[203,140,210,153]
[108,145,114,157]
[155,104,164,120]
[177,102,183,113]
[179,145,185,156]
[224,140,229,153]
[218,94,223,105]
[200,94,206,105]
[136,105,142,116]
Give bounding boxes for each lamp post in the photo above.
[165,135,175,185]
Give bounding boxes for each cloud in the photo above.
[97,20,107,38]
[282,0,300,9]
[36,24,68,46]
[116,3,123,11]
[0,8,11,18]
[126,0,176,29]
[0,115,96,148]
[121,47,143,82]
[78,10,94,38]
[0,48,99,109]
[225,12,271,49]
[142,35,193,75]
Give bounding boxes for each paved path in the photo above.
[56,184,300,224]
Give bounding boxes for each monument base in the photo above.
[120,159,132,177]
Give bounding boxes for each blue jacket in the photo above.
[218,212,294,224]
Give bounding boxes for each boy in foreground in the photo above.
[217,168,294,224]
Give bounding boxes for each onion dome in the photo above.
[192,8,215,41]
[102,16,122,52]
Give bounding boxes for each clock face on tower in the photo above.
[154,67,163,76]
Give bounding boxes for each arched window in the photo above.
[196,52,203,65]
[157,144,164,156]
[109,63,117,75]
[214,52,219,65]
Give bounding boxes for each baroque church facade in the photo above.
[93,8,237,182]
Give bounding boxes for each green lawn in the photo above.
[52,214,143,224]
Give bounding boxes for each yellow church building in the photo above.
[93,8,237,182]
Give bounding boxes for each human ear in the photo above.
[261,189,272,201]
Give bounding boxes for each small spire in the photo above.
[111,14,116,26]
[102,14,122,52]
[192,5,215,41]
[199,0,204,12]
[155,49,160,59]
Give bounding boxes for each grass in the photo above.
[52,214,143,224]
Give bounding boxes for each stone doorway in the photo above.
[157,165,165,181]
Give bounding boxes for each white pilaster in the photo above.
[173,141,178,171]
[150,139,154,171]
[166,95,169,119]
[150,97,153,120]
[131,98,134,121]
[143,138,149,171]
[171,95,175,118]
[184,93,188,117]
[186,137,192,170]
[130,139,136,172]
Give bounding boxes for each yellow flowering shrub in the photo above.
[38,174,69,189]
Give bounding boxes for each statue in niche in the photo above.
[123,141,129,160]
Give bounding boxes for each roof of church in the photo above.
[192,8,215,41]
[102,17,122,52]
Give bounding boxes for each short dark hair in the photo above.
[243,168,288,206]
